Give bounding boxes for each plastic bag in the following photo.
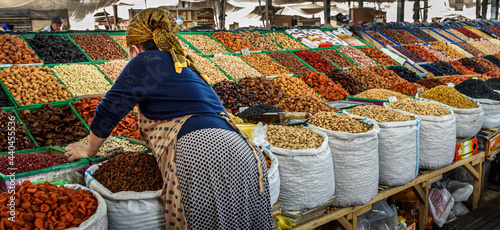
[309,120,379,207]
[357,200,398,230]
[385,103,456,169]
[64,184,108,230]
[85,164,165,230]
[344,111,420,186]
[429,187,455,228]
[451,202,470,217]
[255,126,335,211]
[445,180,473,202]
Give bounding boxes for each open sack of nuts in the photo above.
[252,124,335,210]
[307,112,379,207]
[417,85,484,138]
[0,181,108,230]
[385,99,456,169]
[85,151,165,230]
[343,105,419,186]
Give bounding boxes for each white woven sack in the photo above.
[416,95,483,138]
[258,127,335,211]
[263,148,280,206]
[85,163,165,230]
[64,184,108,230]
[308,120,380,207]
[343,111,420,187]
[476,98,500,128]
[385,102,456,169]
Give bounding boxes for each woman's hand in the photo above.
[65,143,89,162]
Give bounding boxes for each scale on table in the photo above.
[328,100,373,110]
[244,112,311,126]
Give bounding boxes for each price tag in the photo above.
[447,83,455,87]
[214,53,222,57]
[472,77,478,79]
[239,107,249,113]
[388,96,397,102]
[469,38,474,41]
[241,48,250,55]
[417,87,425,94]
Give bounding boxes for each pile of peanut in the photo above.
[266,125,323,149]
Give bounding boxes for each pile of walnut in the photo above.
[266,125,323,149]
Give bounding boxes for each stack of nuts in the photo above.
[349,105,414,123]
[440,75,469,85]
[386,98,451,117]
[457,43,483,56]
[212,31,259,52]
[98,60,128,82]
[404,45,439,62]
[265,32,307,49]
[416,78,445,89]
[448,44,473,57]
[338,46,377,67]
[299,72,350,101]
[354,89,409,100]
[419,85,478,109]
[369,66,407,88]
[268,52,313,75]
[73,97,139,136]
[182,35,229,54]
[309,112,372,133]
[408,29,437,43]
[392,46,422,63]
[266,125,323,149]
[379,28,412,45]
[0,109,36,151]
[434,28,462,42]
[431,41,465,59]
[325,69,367,95]
[359,47,398,66]
[276,95,333,114]
[0,153,70,174]
[454,27,481,39]
[240,53,291,76]
[19,104,89,147]
[272,75,322,100]
[347,67,391,89]
[293,50,336,72]
[317,49,356,68]
[445,28,470,40]
[77,136,146,158]
[211,55,262,81]
[70,34,128,60]
[52,64,112,96]
[0,65,72,105]
[459,58,489,74]
[473,56,500,72]
[0,180,98,229]
[239,77,289,105]
[238,31,282,51]
[112,35,127,51]
[92,151,162,192]
[0,34,42,64]
[421,45,452,62]
[447,60,477,74]
[387,81,426,95]
[190,55,228,84]
[212,80,260,113]
[367,31,395,46]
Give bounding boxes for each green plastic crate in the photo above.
[21,33,92,63]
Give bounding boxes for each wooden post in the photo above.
[113,5,119,30]
[423,0,428,22]
[397,0,405,22]
[358,0,363,8]
[482,0,489,19]
[477,0,482,19]
[414,181,429,230]
[492,0,499,20]
[324,0,331,27]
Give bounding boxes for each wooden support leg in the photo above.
[412,181,429,230]
[463,161,483,210]
[336,216,353,230]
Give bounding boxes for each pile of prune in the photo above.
[27,34,87,64]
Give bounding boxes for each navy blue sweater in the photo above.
[90,50,234,138]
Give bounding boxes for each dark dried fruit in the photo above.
[388,66,421,83]
[70,34,128,61]
[429,61,461,76]
[27,34,87,64]
[212,80,261,113]
[0,109,36,152]
[325,69,367,95]
[239,77,289,105]
[455,79,500,100]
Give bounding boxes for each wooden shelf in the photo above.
[291,152,486,230]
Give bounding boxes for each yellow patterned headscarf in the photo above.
[126,8,208,83]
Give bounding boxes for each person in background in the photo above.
[64,8,272,230]
[42,17,63,32]
[1,24,14,31]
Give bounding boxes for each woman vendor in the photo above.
[64,8,272,229]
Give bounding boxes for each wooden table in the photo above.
[292,151,485,230]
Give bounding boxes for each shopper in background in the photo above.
[42,17,63,32]
[64,8,272,230]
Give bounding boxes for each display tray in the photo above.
[21,33,93,63]
[178,32,234,55]
[0,107,41,153]
[67,32,129,62]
